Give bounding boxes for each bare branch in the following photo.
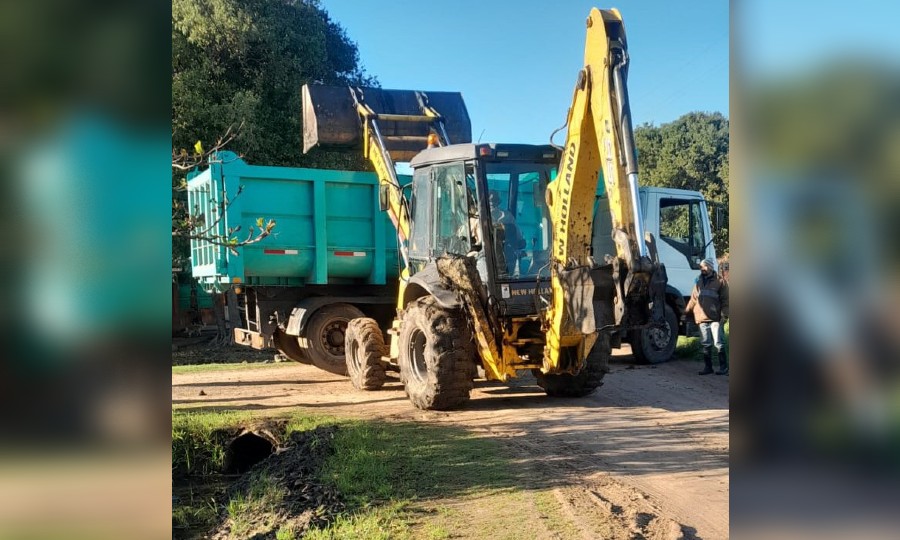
[173,219,277,254]
[171,121,246,172]
[172,123,278,254]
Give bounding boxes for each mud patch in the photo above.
[173,424,344,540]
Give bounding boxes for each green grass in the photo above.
[227,473,287,538]
[173,409,534,539]
[172,362,292,374]
[304,501,411,540]
[172,410,256,476]
[172,409,349,477]
[173,496,219,531]
[319,420,517,506]
[533,491,583,538]
[306,419,519,538]
[275,526,298,540]
[173,409,337,537]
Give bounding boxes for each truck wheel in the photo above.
[272,328,311,365]
[302,304,365,376]
[630,304,679,364]
[345,318,388,390]
[534,333,610,397]
[398,297,475,410]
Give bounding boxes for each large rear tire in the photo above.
[345,318,388,390]
[398,297,475,410]
[301,304,365,376]
[534,333,610,397]
[630,303,679,364]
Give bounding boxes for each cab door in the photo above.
[654,194,713,298]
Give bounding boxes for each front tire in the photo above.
[630,304,679,364]
[398,297,475,410]
[301,304,365,376]
[345,318,388,390]
[534,333,610,397]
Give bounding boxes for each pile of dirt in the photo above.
[208,425,345,539]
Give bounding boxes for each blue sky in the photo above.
[320,1,728,145]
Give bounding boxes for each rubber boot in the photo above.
[716,350,729,375]
[698,347,714,375]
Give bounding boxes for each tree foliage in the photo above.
[172,0,375,169]
[634,112,729,254]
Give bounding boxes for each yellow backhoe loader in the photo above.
[301,7,667,409]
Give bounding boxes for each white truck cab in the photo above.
[642,187,718,294]
[595,186,722,363]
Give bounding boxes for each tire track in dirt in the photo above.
[475,420,696,540]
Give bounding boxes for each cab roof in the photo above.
[409,143,560,169]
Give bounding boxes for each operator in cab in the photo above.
[489,191,525,275]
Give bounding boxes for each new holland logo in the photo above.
[555,141,577,258]
[509,286,552,297]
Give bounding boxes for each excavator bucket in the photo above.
[302,84,471,162]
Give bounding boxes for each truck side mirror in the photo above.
[379,184,391,212]
[715,205,728,231]
[706,201,727,232]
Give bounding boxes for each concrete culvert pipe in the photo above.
[223,430,277,473]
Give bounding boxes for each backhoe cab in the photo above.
[301,8,666,410]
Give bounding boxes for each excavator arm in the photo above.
[543,8,665,370]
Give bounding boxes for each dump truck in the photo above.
[186,154,411,374]
[299,8,671,409]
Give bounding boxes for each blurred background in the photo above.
[0,1,171,538]
[732,0,900,538]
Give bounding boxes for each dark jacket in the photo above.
[685,272,729,323]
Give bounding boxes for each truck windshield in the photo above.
[484,162,554,279]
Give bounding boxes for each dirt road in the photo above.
[173,348,729,539]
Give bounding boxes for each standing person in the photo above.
[685,258,729,375]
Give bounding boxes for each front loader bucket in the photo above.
[302,84,471,162]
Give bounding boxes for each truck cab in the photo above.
[641,187,718,297]
[595,186,720,362]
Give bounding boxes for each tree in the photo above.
[171,0,376,341]
[634,112,730,255]
[172,0,376,261]
[172,0,375,169]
